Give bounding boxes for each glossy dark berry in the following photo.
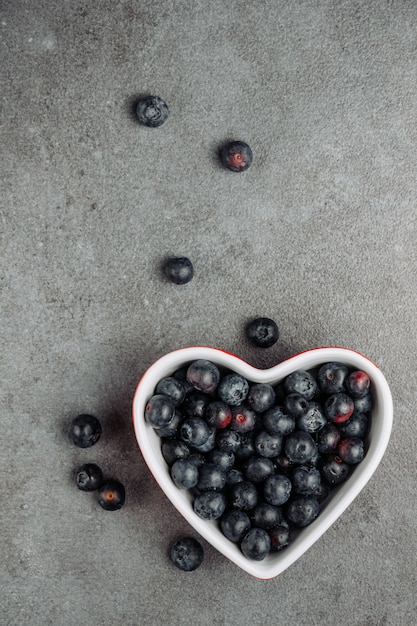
[284,370,318,400]
[320,455,350,485]
[324,393,354,424]
[317,423,341,454]
[154,408,183,439]
[284,431,317,464]
[317,362,349,394]
[193,491,226,520]
[263,474,292,505]
[220,510,251,543]
[76,463,103,491]
[144,394,175,428]
[97,479,125,511]
[221,140,253,172]
[297,402,327,433]
[286,496,320,527]
[163,256,193,284]
[205,401,232,429]
[196,463,226,492]
[191,426,216,453]
[292,465,321,495]
[170,537,204,572]
[161,439,190,466]
[263,406,295,436]
[180,417,211,447]
[269,524,291,551]
[338,412,369,439]
[170,459,199,489]
[254,430,282,458]
[246,317,279,348]
[345,370,371,397]
[337,437,365,464]
[136,95,169,128]
[229,480,259,511]
[251,503,283,529]
[69,414,102,448]
[241,528,271,561]
[284,393,309,418]
[247,383,276,412]
[353,392,373,414]
[155,377,186,406]
[244,456,274,483]
[272,453,296,475]
[217,373,249,406]
[186,359,220,394]
[215,429,241,453]
[207,449,235,471]
[230,405,257,433]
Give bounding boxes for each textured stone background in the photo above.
[1,1,416,624]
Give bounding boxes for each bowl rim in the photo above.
[132,346,393,579]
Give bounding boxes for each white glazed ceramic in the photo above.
[132,347,393,580]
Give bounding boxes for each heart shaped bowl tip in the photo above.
[132,346,393,579]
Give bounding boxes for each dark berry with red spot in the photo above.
[163,256,193,285]
[230,405,257,433]
[324,393,354,424]
[97,479,125,511]
[221,140,253,172]
[269,524,291,551]
[205,401,232,429]
[136,95,169,128]
[186,359,220,394]
[170,537,204,572]
[246,317,279,348]
[76,463,103,491]
[345,370,371,397]
[69,414,102,448]
[337,437,365,464]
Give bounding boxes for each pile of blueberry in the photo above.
[145,360,371,561]
[69,414,126,511]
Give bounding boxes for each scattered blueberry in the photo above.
[163,256,194,285]
[170,537,204,572]
[221,140,253,172]
[136,95,169,128]
[246,317,279,348]
[97,479,126,511]
[69,414,102,448]
[76,463,103,491]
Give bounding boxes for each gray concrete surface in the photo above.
[1,1,416,624]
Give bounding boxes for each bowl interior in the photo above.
[132,346,393,579]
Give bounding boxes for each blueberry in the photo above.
[337,437,365,464]
[97,479,126,511]
[136,95,169,128]
[229,481,259,511]
[196,463,226,492]
[284,431,317,464]
[217,373,249,406]
[338,412,369,439]
[230,405,257,433]
[286,496,319,527]
[221,140,253,172]
[247,384,276,412]
[254,430,282,458]
[191,426,217,453]
[215,429,241,453]
[193,491,226,520]
[284,393,309,418]
[251,503,283,529]
[320,455,350,485]
[269,524,291,551]
[263,474,292,506]
[292,465,321,495]
[272,453,296,475]
[263,406,295,436]
[246,317,279,348]
[170,537,204,572]
[241,528,271,561]
[317,363,349,394]
[297,402,327,433]
[324,393,354,424]
[284,370,318,400]
[345,370,371,398]
[161,439,190,466]
[220,510,251,543]
[317,423,341,454]
[182,392,210,418]
[69,414,102,448]
[353,392,373,414]
[186,359,220,394]
[155,377,186,406]
[170,459,199,489]
[180,417,212,447]
[144,394,175,428]
[207,449,235,472]
[244,456,274,483]
[205,401,232,429]
[163,256,193,285]
[154,408,183,439]
[76,463,103,491]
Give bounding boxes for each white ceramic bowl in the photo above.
[132,346,393,579]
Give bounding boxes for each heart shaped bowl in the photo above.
[132,346,393,579]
